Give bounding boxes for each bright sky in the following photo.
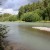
[0,8,18,15]
[0,0,39,14]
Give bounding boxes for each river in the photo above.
[0,22,50,50]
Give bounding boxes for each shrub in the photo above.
[0,25,8,50]
[9,15,17,21]
[0,14,18,21]
[21,11,41,22]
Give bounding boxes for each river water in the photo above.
[0,22,50,50]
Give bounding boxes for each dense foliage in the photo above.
[21,11,41,22]
[18,0,50,22]
[0,13,17,21]
[0,25,8,50]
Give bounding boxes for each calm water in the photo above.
[0,22,50,50]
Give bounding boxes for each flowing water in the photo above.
[0,22,50,50]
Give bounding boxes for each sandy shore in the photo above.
[32,27,50,32]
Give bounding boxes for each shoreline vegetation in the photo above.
[0,25,8,50]
[0,20,50,24]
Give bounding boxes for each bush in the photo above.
[21,11,41,22]
[9,15,17,21]
[0,14,18,21]
[0,25,8,50]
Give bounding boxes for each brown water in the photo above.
[0,22,50,50]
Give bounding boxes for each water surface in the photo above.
[0,22,50,50]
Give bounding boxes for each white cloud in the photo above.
[0,0,39,15]
[0,8,18,15]
[0,0,39,10]
[1,0,29,10]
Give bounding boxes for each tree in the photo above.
[21,11,41,22]
[18,0,50,21]
[9,15,17,21]
[18,6,25,19]
[43,0,48,7]
[46,6,50,20]
[3,13,11,17]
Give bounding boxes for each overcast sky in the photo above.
[0,0,39,10]
[0,0,39,14]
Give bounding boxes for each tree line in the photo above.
[0,13,17,21]
[18,0,50,22]
[0,0,50,22]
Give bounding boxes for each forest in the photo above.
[0,13,17,21]
[18,0,50,22]
[0,0,50,22]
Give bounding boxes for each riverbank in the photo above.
[32,27,50,32]
[0,20,50,23]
